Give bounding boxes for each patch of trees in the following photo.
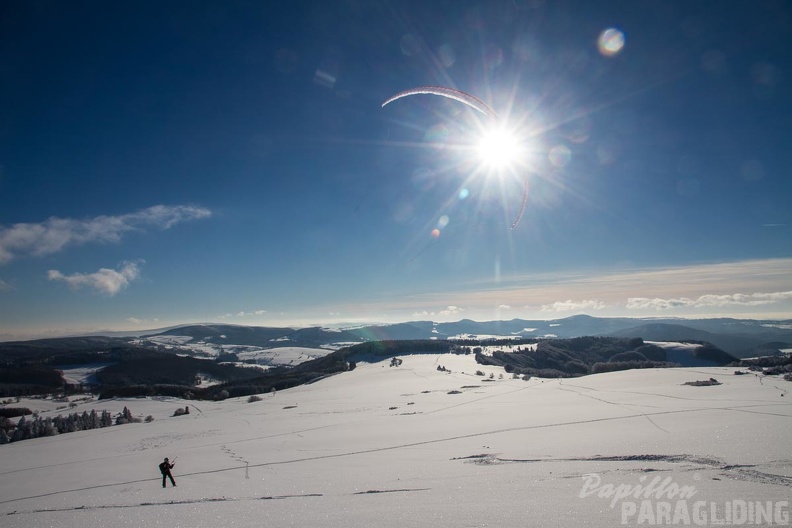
[736,354,792,377]
[0,346,177,397]
[343,340,452,356]
[0,407,32,418]
[0,408,123,444]
[0,367,66,397]
[591,360,681,374]
[43,346,158,366]
[0,337,131,365]
[0,367,65,386]
[736,354,792,369]
[683,378,722,386]
[690,343,738,364]
[95,352,264,388]
[453,338,538,347]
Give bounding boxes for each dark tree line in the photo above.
[477,337,697,378]
[343,340,452,356]
[96,354,262,387]
[0,367,65,397]
[0,407,125,444]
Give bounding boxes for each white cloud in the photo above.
[233,309,268,317]
[411,306,463,318]
[627,291,792,311]
[0,278,9,291]
[540,299,606,312]
[48,260,143,296]
[498,305,511,310]
[0,205,211,263]
[626,297,690,310]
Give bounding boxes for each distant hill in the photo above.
[346,321,437,341]
[607,323,768,357]
[3,316,790,363]
[609,323,723,342]
[430,316,791,357]
[148,324,296,346]
[146,324,363,349]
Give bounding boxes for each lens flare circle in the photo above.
[598,28,625,56]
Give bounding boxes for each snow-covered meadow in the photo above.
[1,353,790,527]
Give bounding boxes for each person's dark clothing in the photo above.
[159,460,176,487]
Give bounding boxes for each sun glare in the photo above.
[477,127,523,169]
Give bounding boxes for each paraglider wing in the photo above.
[511,177,529,229]
[382,86,498,118]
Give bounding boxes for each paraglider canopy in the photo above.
[382,86,498,119]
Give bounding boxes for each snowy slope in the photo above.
[1,355,790,527]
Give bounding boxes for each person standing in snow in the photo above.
[159,457,176,488]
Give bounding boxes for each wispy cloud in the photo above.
[0,278,10,291]
[236,310,267,317]
[0,205,211,263]
[627,291,792,311]
[218,310,268,319]
[48,260,143,296]
[540,299,607,312]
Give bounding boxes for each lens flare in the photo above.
[549,145,571,167]
[477,127,522,169]
[598,28,625,56]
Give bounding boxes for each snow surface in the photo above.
[1,355,790,527]
[58,363,114,386]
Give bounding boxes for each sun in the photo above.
[476,126,524,170]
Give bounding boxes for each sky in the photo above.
[0,0,790,340]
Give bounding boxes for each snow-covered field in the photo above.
[58,363,114,386]
[1,354,790,527]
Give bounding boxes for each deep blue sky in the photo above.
[1,0,790,339]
